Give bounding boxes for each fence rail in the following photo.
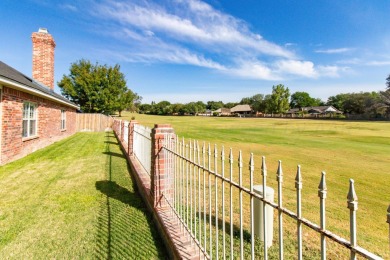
[112,119,388,259]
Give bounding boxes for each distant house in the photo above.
[230,104,253,116]
[286,106,342,117]
[213,108,231,116]
[0,28,78,165]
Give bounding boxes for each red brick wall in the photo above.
[31,29,56,90]
[1,86,76,165]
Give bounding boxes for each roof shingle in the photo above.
[0,61,76,107]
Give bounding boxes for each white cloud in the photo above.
[228,60,279,80]
[337,58,390,67]
[317,65,344,78]
[86,0,349,81]
[337,58,362,65]
[273,60,349,78]
[275,60,318,78]
[60,4,77,12]
[315,48,353,54]
[98,31,226,71]
[366,60,390,66]
[93,0,294,59]
[144,30,155,37]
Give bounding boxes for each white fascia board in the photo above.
[0,76,79,109]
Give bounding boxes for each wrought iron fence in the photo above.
[161,136,384,260]
[112,119,388,259]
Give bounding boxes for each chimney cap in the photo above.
[38,28,49,34]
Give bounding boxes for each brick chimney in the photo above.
[31,28,56,90]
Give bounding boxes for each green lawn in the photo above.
[0,132,167,259]
[122,112,390,259]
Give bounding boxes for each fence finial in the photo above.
[221,146,225,161]
[347,179,358,210]
[238,150,243,168]
[318,171,327,199]
[261,156,267,177]
[249,153,254,172]
[295,165,302,190]
[276,160,283,183]
[214,144,218,158]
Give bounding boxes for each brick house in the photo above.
[0,28,78,165]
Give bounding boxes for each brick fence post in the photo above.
[128,120,138,156]
[120,120,125,142]
[113,120,117,134]
[116,120,122,138]
[151,124,175,209]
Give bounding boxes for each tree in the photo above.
[58,59,138,115]
[386,74,390,89]
[171,103,184,115]
[225,102,238,109]
[116,89,140,117]
[379,89,390,115]
[151,101,171,115]
[326,94,349,110]
[138,103,152,114]
[290,91,321,108]
[206,101,224,111]
[267,84,290,114]
[240,94,266,112]
[330,92,382,116]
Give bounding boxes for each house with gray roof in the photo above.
[286,106,342,117]
[0,28,78,165]
[230,104,253,116]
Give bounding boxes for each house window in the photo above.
[22,102,37,138]
[61,110,66,130]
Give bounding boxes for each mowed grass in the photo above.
[122,112,390,258]
[0,132,167,259]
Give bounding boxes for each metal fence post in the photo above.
[151,124,175,209]
[318,172,327,260]
[347,179,358,260]
[295,165,303,260]
[276,160,284,260]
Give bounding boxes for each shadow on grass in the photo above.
[102,151,125,158]
[95,180,144,208]
[94,132,167,259]
[104,141,118,145]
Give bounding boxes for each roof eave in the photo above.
[0,76,79,109]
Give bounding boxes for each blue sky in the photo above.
[1,0,390,103]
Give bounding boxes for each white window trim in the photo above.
[22,102,38,139]
[61,109,66,131]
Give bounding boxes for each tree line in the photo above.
[139,82,390,118]
[58,59,390,118]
